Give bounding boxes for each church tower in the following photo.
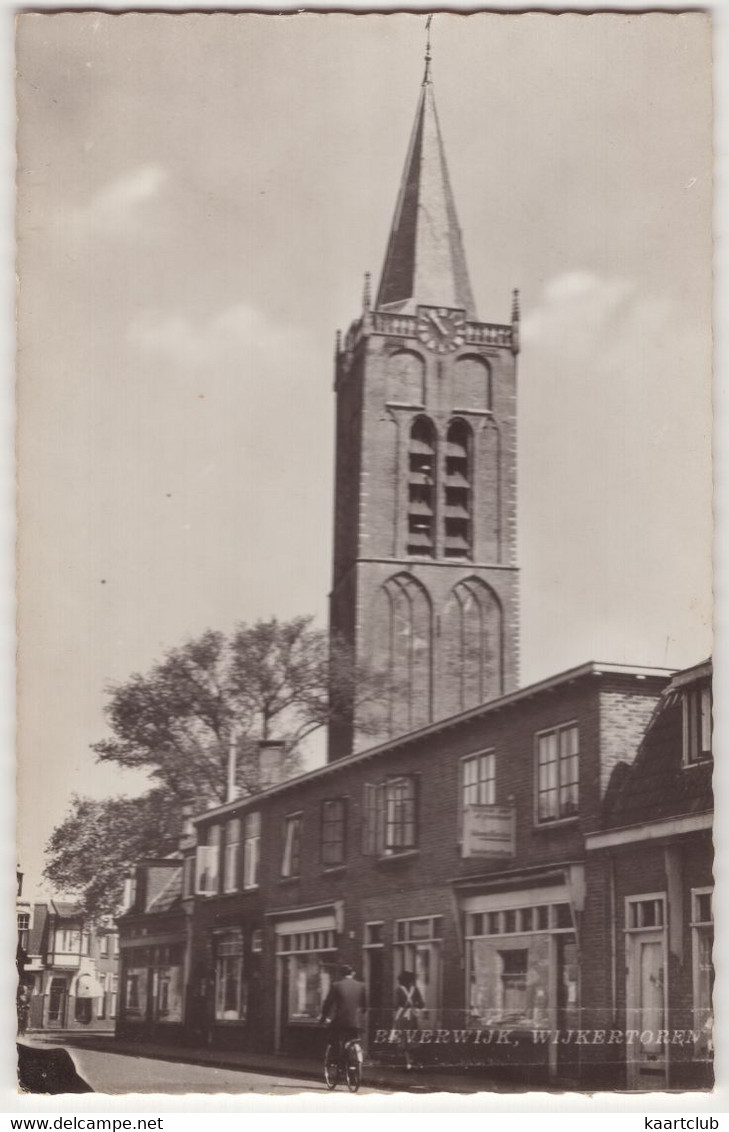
[329,40,520,760]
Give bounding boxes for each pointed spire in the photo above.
[375,25,477,320]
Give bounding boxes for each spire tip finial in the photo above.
[423,14,433,84]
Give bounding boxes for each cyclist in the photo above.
[320,963,367,1064]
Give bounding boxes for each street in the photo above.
[44,1045,384,1096]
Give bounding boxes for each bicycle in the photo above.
[323,1035,363,1092]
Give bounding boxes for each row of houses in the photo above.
[17,895,119,1033]
[116,657,713,1090]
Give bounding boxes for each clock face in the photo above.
[416,306,467,353]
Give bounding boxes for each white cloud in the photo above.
[518,270,712,679]
[67,164,168,235]
[127,303,298,373]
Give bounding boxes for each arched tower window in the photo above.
[443,419,472,559]
[453,355,491,412]
[442,578,502,711]
[388,349,425,405]
[373,573,433,736]
[407,417,436,557]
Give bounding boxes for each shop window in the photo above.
[498,949,528,1016]
[123,966,148,1021]
[243,812,261,889]
[152,964,184,1023]
[223,818,241,894]
[214,931,246,1022]
[277,929,337,1024]
[321,799,347,867]
[535,724,579,823]
[74,996,92,1024]
[362,777,418,857]
[393,916,443,1015]
[466,899,576,1028]
[281,814,302,878]
[683,684,712,764]
[109,975,118,1018]
[691,888,713,1055]
[195,825,221,896]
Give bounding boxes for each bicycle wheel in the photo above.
[324,1043,340,1090]
[345,1042,362,1093]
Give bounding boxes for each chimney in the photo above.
[258,740,287,791]
[178,804,195,849]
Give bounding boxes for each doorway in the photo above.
[626,931,668,1088]
[47,978,67,1028]
[364,946,385,1043]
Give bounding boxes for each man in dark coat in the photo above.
[320,964,367,1053]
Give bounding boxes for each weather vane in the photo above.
[424,13,433,83]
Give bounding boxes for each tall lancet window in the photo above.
[373,573,433,737]
[443,419,472,558]
[442,578,502,711]
[407,417,436,557]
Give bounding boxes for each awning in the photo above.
[72,973,104,999]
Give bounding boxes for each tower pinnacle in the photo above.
[375,38,477,319]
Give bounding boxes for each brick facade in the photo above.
[118,662,688,1087]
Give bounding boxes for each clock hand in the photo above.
[428,311,447,336]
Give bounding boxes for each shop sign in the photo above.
[462,804,516,858]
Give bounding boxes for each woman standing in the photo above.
[393,970,424,1070]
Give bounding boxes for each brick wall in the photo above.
[329,322,520,758]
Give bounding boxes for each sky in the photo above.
[15,12,713,896]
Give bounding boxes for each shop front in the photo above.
[270,904,343,1055]
[457,869,584,1082]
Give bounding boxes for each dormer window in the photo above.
[683,682,712,764]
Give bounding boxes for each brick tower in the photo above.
[329,44,520,760]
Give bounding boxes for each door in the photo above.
[626,932,668,1088]
[364,948,385,1043]
[556,934,580,1077]
[47,978,67,1028]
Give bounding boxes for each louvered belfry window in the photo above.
[443,419,472,558]
[407,417,436,556]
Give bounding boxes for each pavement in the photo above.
[22,1031,515,1094]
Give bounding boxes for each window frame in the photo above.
[683,683,713,766]
[362,776,419,857]
[321,797,347,868]
[223,818,241,894]
[195,824,222,896]
[281,813,303,879]
[690,886,713,1054]
[459,749,496,836]
[213,929,246,1024]
[534,722,580,826]
[243,811,262,890]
